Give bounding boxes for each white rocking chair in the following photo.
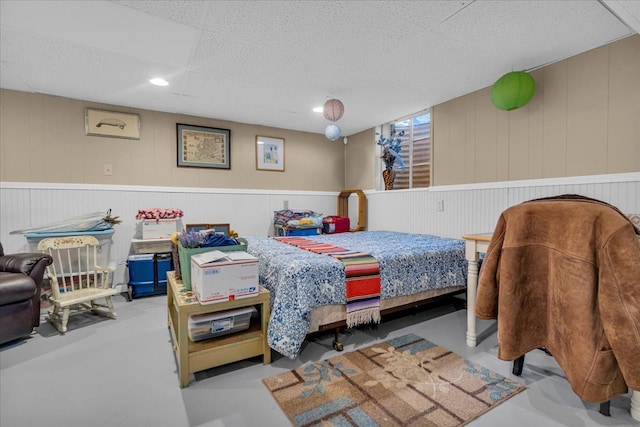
[38,235,118,333]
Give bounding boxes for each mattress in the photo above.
[244,231,468,358]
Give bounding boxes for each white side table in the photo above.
[462,233,492,347]
[462,233,639,421]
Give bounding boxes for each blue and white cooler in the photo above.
[126,252,172,299]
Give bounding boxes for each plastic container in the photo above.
[322,216,350,234]
[25,228,115,268]
[188,306,257,341]
[274,224,322,236]
[127,253,172,298]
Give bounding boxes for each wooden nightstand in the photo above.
[166,271,271,387]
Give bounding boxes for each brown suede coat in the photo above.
[476,195,640,403]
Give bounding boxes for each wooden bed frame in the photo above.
[309,285,466,350]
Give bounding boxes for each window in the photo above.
[383,110,431,189]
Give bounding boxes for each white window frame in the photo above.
[376,108,432,190]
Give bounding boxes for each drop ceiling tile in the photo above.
[1,0,198,66]
[113,0,209,27]
[434,0,631,71]
[1,0,638,136]
[603,0,640,32]
[0,63,32,92]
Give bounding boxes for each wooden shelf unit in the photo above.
[166,272,271,387]
[337,189,367,231]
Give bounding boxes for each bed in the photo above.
[243,231,468,359]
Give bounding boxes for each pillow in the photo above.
[627,213,640,228]
[627,214,640,245]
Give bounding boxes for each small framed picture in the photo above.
[177,124,231,169]
[184,224,209,233]
[256,135,285,172]
[85,108,140,140]
[185,223,230,236]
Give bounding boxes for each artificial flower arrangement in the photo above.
[136,208,184,220]
[376,128,406,190]
[376,128,406,172]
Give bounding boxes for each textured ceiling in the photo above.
[1,0,638,137]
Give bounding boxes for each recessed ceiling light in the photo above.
[149,78,169,86]
[312,106,323,113]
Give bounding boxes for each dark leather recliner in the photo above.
[0,242,53,345]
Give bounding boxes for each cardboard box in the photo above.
[177,239,248,291]
[191,251,259,304]
[141,219,178,239]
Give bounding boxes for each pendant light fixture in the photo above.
[323,99,344,122]
[491,71,536,111]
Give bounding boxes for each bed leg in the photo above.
[332,327,343,351]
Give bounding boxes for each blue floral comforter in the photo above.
[244,231,467,359]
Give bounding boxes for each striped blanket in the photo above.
[272,236,381,327]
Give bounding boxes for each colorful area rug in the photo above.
[273,236,380,327]
[263,333,525,427]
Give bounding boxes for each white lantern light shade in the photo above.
[323,99,344,122]
[325,124,341,141]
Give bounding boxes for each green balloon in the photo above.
[491,71,536,111]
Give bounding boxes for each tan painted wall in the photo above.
[2,36,638,191]
[344,128,376,190]
[433,35,640,186]
[0,90,345,191]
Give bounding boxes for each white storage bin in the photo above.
[188,307,257,342]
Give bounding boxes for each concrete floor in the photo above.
[1,294,637,427]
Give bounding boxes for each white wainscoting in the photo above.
[2,173,638,290]
[0,183,337,289]
[368,172,640,239]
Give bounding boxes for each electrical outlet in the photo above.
[437,200,444,211]
[283,200,289,209]
[104,164,113,176]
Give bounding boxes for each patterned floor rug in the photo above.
[263,333,525,427]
